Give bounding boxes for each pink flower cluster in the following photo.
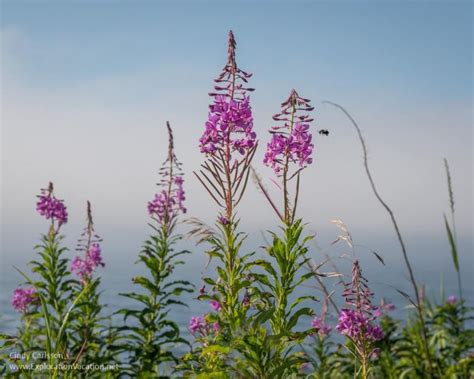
[12,287,37,312]
[210,300,222,312]
[336,308,383,341]
[174,176,186,213]
[36,187,68,225]
[189,315,205,333]
[148,176,186,223]
[263,122,313,174]
[189,315,220,335]
[374,299,396,317]
[71,243,104,282]
[263,89,315,175]
[200,95,256,156]
[447,295,458,304]
[311,315,332,338]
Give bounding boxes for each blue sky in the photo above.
[1,1,472,255]
[2,1,472,101]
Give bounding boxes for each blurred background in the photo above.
[1,1,472,333]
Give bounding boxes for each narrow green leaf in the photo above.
[444,214,459,272]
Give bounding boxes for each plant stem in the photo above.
[444,158,463,301]
[324,101,435,376]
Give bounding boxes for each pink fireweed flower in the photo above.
[71,256,93,280]
[12,287,37,312]
[210,300,222,312]
[366,323,384,341]
[195,31,257,219]
[148,191,173,221]
[189,315,220,336]
[373,308,383,318]
[370,348,381,360]
[386,303,396,311]
[311,316,332,338]
[200,31,256,159]
[174,176,186,213]
[200,95,256,156]
[337,259,384,364]
[36,183,68,226]
[87,243,104,268]
[263,89,315,175]
[263,123,313,174]
[71,243,104,282]
[148,123,186,230]
[447,295,458,304]
[336,308,383,341]
[189,316,206,333]
[72,202,105,283]
[218,215,229,225]
[375,298,396,317]
[336,308,366,339]
[148,178,186,222]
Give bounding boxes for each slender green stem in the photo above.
[324,101,435,376]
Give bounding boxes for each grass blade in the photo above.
[444,214,459,272]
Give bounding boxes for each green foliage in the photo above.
[260,219,316,335]
[304,335,337,379]
[249,219,316,376]
[201,219,256,331]
[30,232,74,349]
[181,219,260,376]
[0,229,112,378]
[68,278,120,376]
[117,227,194,377]
[369,300,474,378]
[186,219,317,378]
[2,154,473,378]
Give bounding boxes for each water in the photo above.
[1,231,472,338]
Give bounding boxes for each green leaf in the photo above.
[287,307,314,330]
[252,307,275,327]
[289,295,319,311]
[201,344,231,355]
[444,214,459,272]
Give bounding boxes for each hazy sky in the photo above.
[1,1,472,258]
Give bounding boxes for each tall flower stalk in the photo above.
[194,31,257,332]
[305,296,334,377]
[263,89,314,225]
[118,122,193,377]
[4,287,40,377]
[337,260,383,379]
[28,183,71,357]
[69,201,109,369]
[10,183,89,377]
[323,101,436,375]
[250,90,317,375]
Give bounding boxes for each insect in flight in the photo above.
[318,129,329,136]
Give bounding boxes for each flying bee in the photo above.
[318,129,329,136]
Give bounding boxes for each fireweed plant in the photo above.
[1,287,40,377]
[69,201,111,370]
[245,89,318,375]
[184,31,260,375]
[336,260,383,379]
[1,183,94,377]
[303,297,335,378]
[117,122,193,377]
